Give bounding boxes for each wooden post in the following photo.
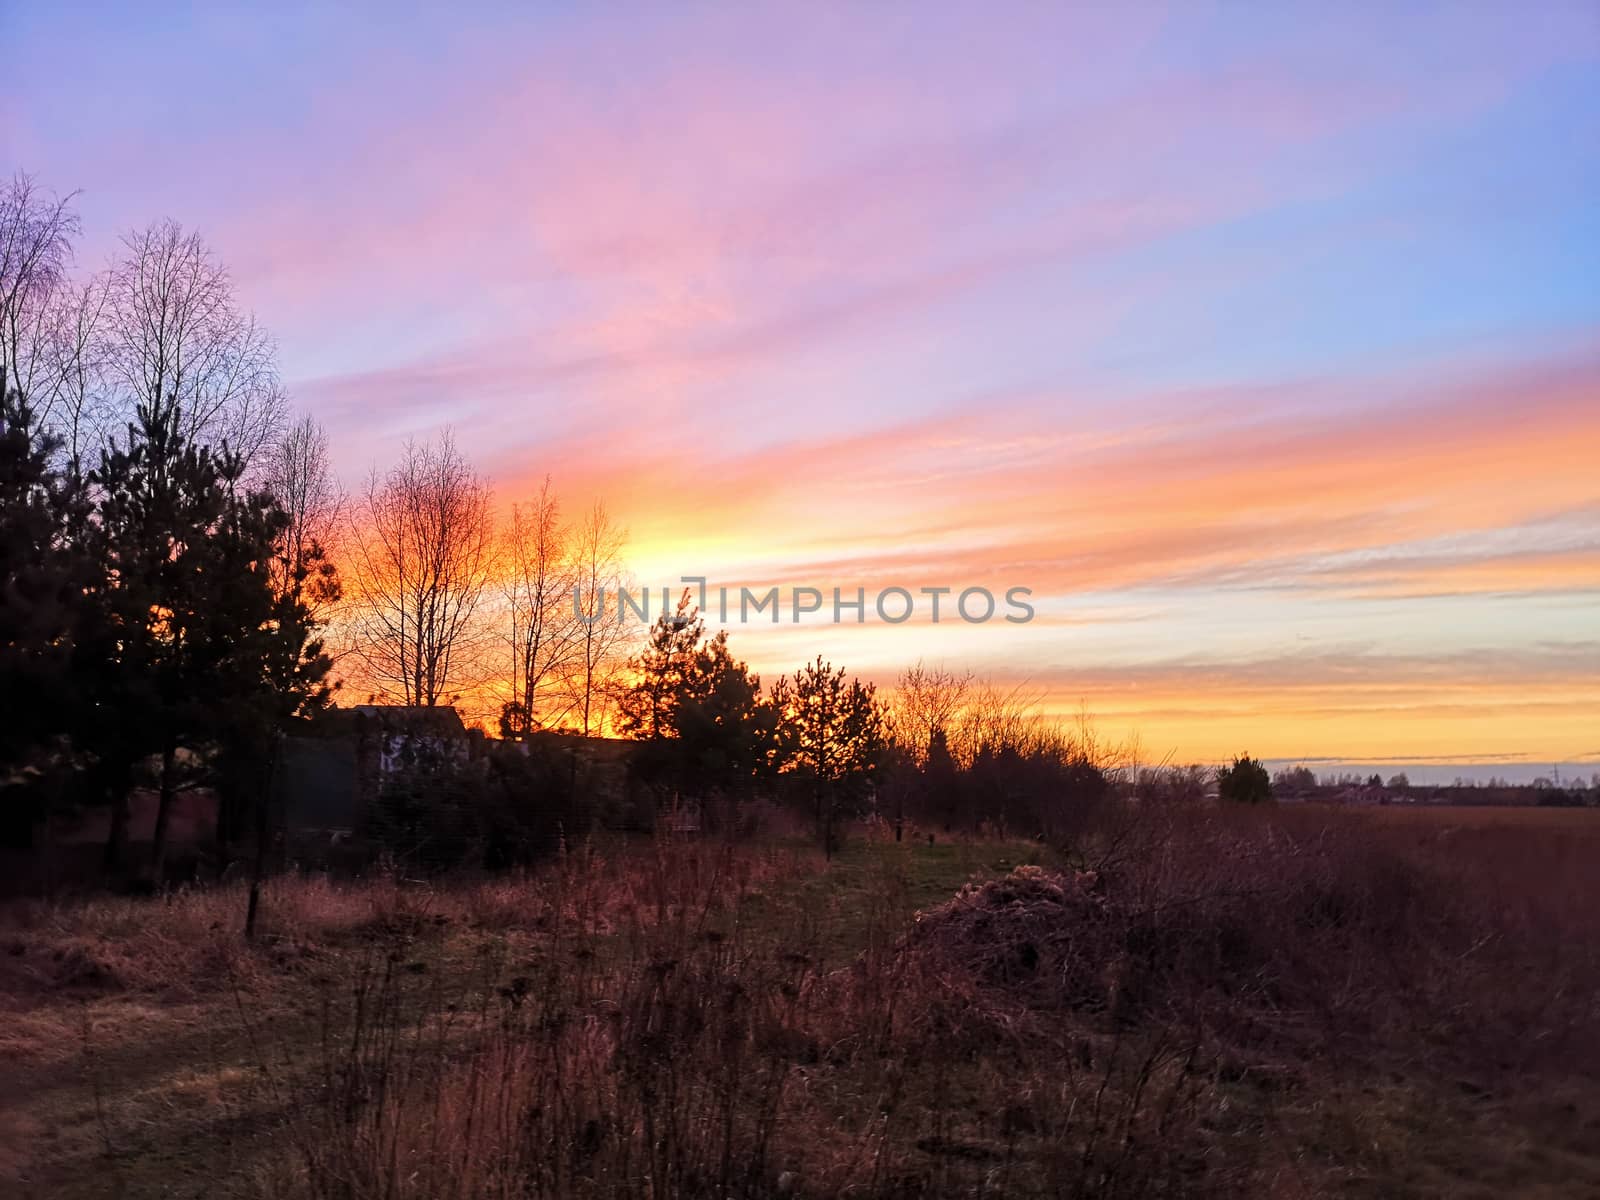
[245,730,283,941]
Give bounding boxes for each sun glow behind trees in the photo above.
[5,161,1598,766]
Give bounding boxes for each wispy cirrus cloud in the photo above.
[480,342,1600,595]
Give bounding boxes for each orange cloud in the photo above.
[489,342,1600,595]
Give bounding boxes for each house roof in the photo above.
[351,705,469,737]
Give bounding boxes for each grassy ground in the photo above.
[2,814,1597,1197]
[740,835,1050,965]
[0,834,1036,1198]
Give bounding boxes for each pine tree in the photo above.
[619,599,779,799]
[673,629,777,791]
[617,591,705,742]
[1217,754,1273,805]
[770,657,885,855]
[0,387,88,832]
[85,396,333,877]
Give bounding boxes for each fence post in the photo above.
[245,729,283,940]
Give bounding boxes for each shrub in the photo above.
[368,741,594,873]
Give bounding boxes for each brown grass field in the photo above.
[1361,802,1600,828]
[1,803,1597,1198]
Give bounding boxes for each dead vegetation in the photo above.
[3,807,1599,1198]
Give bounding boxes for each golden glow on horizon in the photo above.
[404,348,1600,764]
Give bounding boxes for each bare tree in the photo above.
[346,431,495,708]
[38,274,112,477]
[3,179,287,476]
[265,413,344,612]
[0,172,80,407]
[564,501,629,735]
[893,659,973,765]
[500,476,582,737]
[99,219,285,466]
[954,678,1045,766]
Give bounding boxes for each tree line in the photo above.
[2,170,1243,880]
[0,172,889,873]
[343,444,635,738]
[614,626,1159,854]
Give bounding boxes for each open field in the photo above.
[1354,803,1600,829]
[3,808,1598,1198]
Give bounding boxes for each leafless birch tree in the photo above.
[99,219,285,465]
[565,501,630,736]
[500,476,582,737]
[265,413,344,612]
[38,275,112,476]
[346,431,494,707]
[0,173,77,398]
[3,178,288,475]
[0,173,102,458]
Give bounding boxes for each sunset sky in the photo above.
[9,4,1598,772]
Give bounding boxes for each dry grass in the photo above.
[0,838,817,1196]
[0,840,810,1005]
[3,806,1599,1198]
[247,836,1224,1199]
